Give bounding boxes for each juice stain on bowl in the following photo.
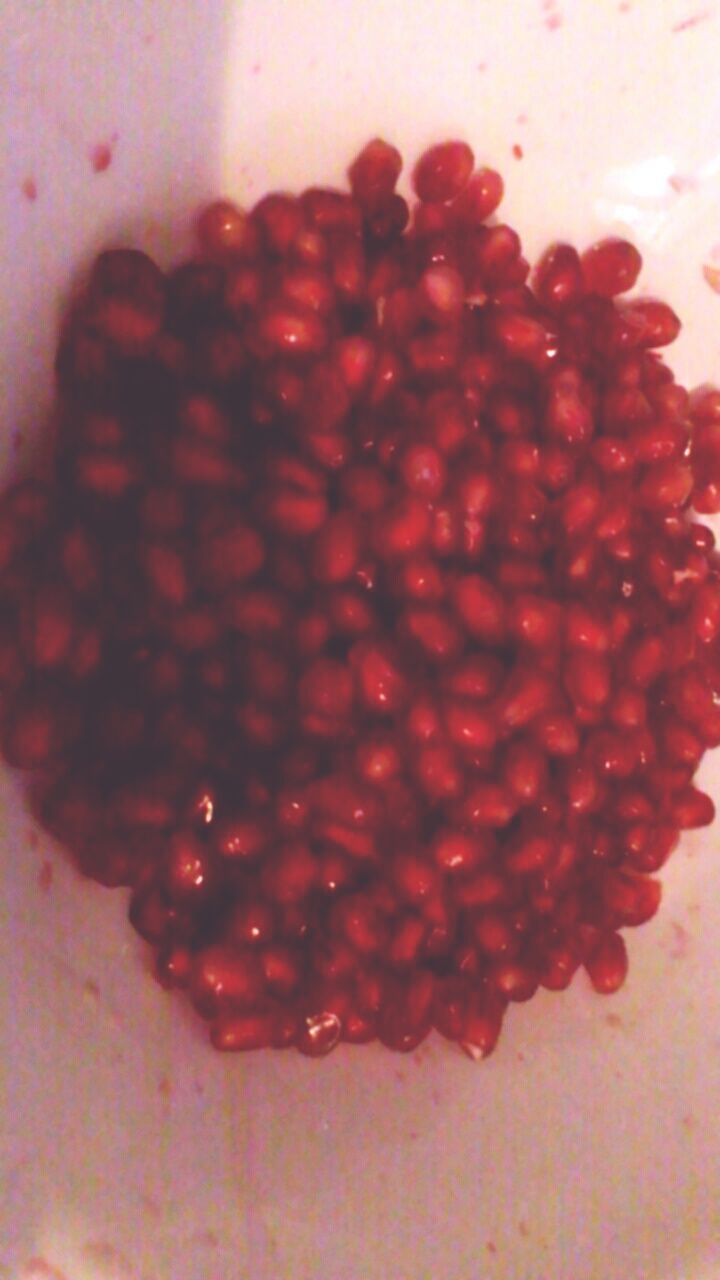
[89,135,118,174]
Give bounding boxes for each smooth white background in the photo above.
[1,3,720,1278]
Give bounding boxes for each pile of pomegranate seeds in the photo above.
[2,138,720,1059]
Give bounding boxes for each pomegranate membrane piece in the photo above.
[2,137,719,1058]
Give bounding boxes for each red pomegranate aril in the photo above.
[378,971,435,1052]
[670,786,715,829]
[383,914,424,968]
[430,828,483,875]
[452,574,506,643]
[270,1005,302,1049]
[667,664,715,726]
[296,1009,343,1057]
[443,699,497,753]
[251,192,302,254]
[23,584,75,670]
[639,462,693,510]
[229,899,276,948]
[442,655,503,702]
[581,237,642,298]
[534,243,584,311]
[403,606,462,662]
[398,557,445,603]
[564,652,611,708]
[453,166,504,226]
[333,893,387,954]
[375,494,431,557]
[166,829,215,901]
[415,743,463,800]
[348,138,402,207]
[625,823,678,873]
[413,141,474,204]
[502,740,547,803]
[352,641,407,714]
[498,669,554,732]
[602,869,662,927]
[214,814,268,861]
[197,199,255,258]
[278,266,334,316]
[538,935,581,991]
[392,851,442,904]
[473,911,517,957]
[261,943,301,996]
[263,488,329,536]
[301,187,362,235]
[75,450,136,498]
[626,634,667,687]
[398,443,447,499]
[298,658,354,720]
[489,957,538,1003]
[403,697,441,747]
[621,298,681,348]
[257,302,327,355]
[171,436,244,490]
[309,512,360,584]
[608,687,647,730]
[211,1011,274,1052]
[1,691,74,770]
[191,945,264,1016]
[511,594,560,648]
[366,193,410,241]
[584,931,628,994]
[262,841,317,903]
[456,988,506,1060]
[156,943,193,989]
[418,265,465,322]
[492,310,553,366]
[532,712,578,757]
[355,735,401,785]
[565,761,604,815]
[463,782,517,828]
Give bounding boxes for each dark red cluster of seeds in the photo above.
[2,138,719,1058]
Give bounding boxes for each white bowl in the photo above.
[2,3,720,1278]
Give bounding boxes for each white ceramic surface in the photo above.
[2,3,720,1278]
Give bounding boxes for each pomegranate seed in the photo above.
[413,141,474,203]
[670,786,715,829]
[399,443,447,498]
[191,945,264,1016]
[197,200,255,258]
[378,971,434,1052]
[623,299,681,348]
[214,814,269,860]
[581,238,642,297]
[258,303,327,354]
[348,138,403,208]
[538,935,581,991]
[534,243,584,310]
[463,782,517,828]
[602,869,662,927]
[565,652,611,708]
[453,167,504,225]
[297,1009,343,1056]
[211,1012,274,1051]
[452,574,506,642]
[584,931,628,994]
